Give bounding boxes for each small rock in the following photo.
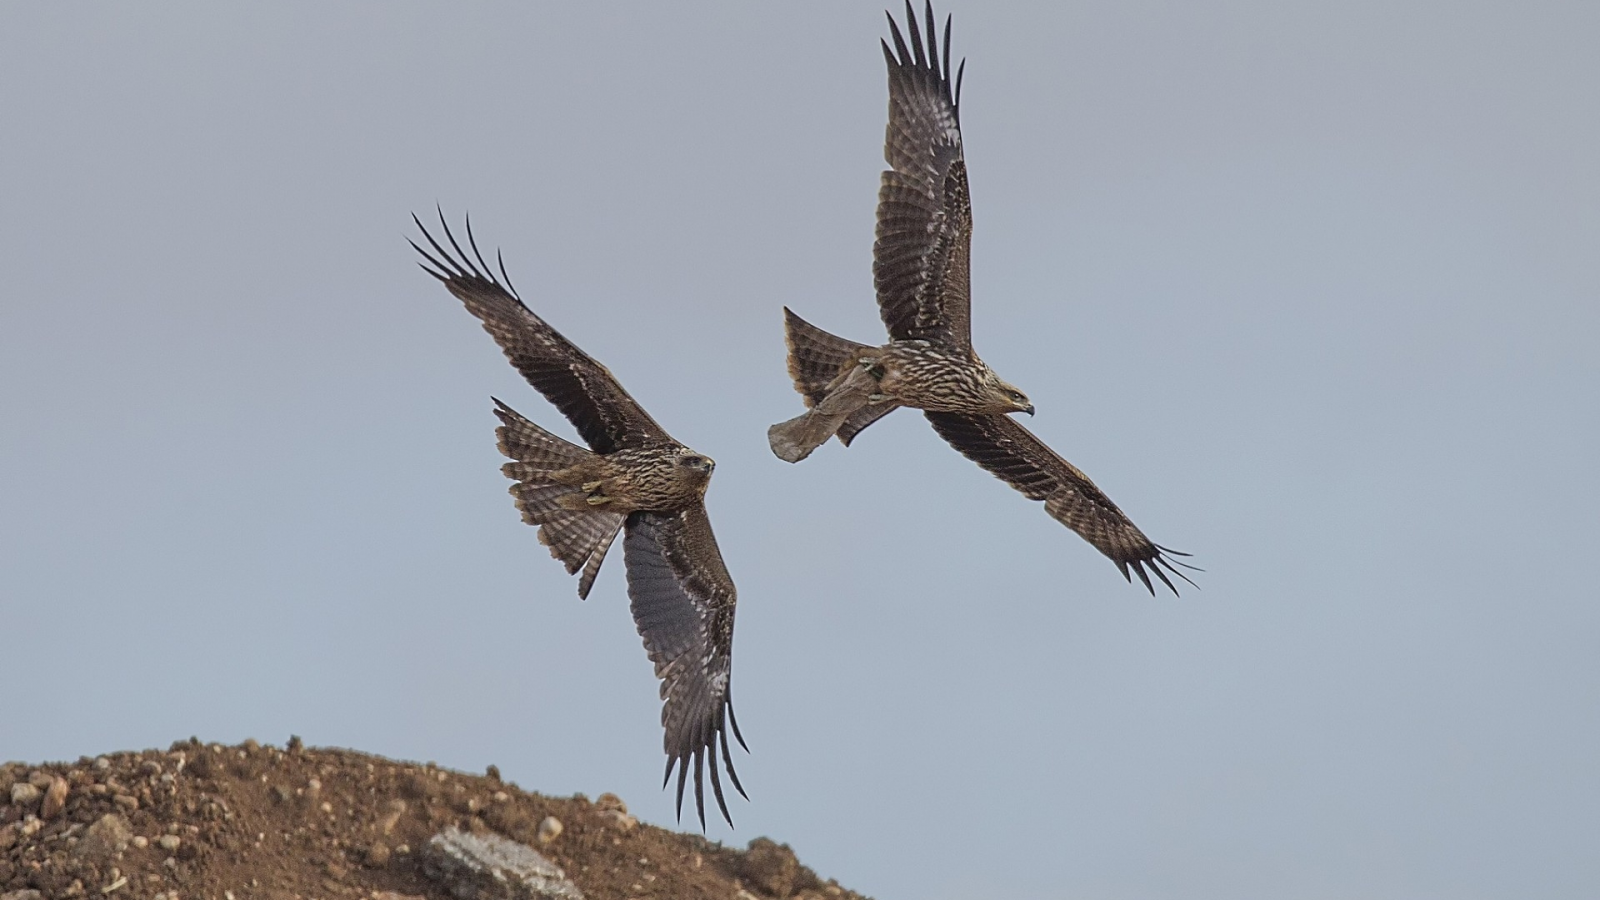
[73,814,132,861]
[536,817,563,844]
[131,836,148,849]
[365,842,392,868]
[158,835,181,852]
[486,764,501,782]
[41,777,69,819]
[26,771,53,789]
[380,799,407,834]
[594,793,627,814]
[1,890,44,900]
[112,794,139,811]
[0,824,17,851]
[18,818,42,838]
[422,826,585,900]
[596,809,637,832]
[9,782,40,807]
[742,837,803,898]
[92,758,110,771]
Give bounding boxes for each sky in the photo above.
[2,2,1597,898]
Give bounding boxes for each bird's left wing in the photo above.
[623,506,747,828]
[412,212,671,454]
[924,412,1197,595]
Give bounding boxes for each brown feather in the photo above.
[624,507,745,828]
[874,4,973,348]
[493,400,624,599]
[411,211,671,454]
[924,411,1196,595]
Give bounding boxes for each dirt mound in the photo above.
[0,738,866,900]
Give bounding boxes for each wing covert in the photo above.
[622,506,747,828]
[412,211,671,454]
[874,1,974,348]
[925,412,1197,595]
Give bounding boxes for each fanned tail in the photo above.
[782,307,873,405]
[493,399,624,598]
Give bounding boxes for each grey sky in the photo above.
[3,2,1597,898]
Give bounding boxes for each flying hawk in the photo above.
[412,212,747,827]
[769,2,1196,596]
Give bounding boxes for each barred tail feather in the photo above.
[782,307,874,406]
[494,397,591,470]
[493,399,624,599]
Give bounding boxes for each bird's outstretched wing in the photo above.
[623,506,747,828]
[924,412,1198,595]
[412,211,671,454]
[874,0,974,349]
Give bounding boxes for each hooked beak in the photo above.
[1023,404,1036,417]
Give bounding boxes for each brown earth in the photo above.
[0,738,867,900]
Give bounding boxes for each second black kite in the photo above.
[769,3,1196,595]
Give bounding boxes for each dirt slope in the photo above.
[0,738,867,900]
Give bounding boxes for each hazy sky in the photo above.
[3,2,1597,898]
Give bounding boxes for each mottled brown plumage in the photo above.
[771,3,1196,595]
[413,211,746,827]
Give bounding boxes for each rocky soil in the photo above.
[0,738,867,900]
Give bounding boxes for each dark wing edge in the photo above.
[622,507,747,829]
[410,208,671,454]
[924,412,1200,596]
[874,0,975,347]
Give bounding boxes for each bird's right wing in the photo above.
[412,211,671,454]
[874,1,975,349]
[924,412,1197,595]
[623,506,746,829]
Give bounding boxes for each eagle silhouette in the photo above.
[770,2,1196,595]
[413,212,747,827]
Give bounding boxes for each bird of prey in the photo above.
[769,2,1196,595]
[412,212,747,827]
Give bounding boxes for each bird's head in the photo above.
[676,448,716,483]
[985,373,1035,416]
